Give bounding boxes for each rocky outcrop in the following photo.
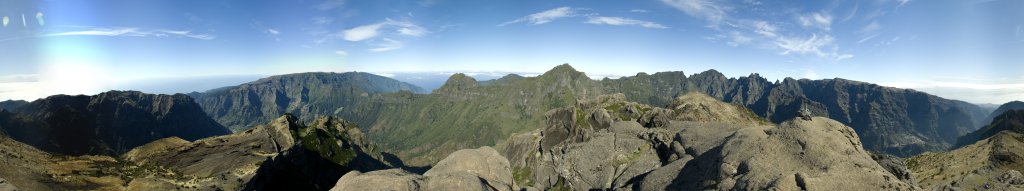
[499,93,914,190]
[116,114,390,190]
[331,146,514,191]
[0,90,230,156]
[660,117,913,190]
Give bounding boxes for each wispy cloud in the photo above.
[47,27,215,40]
[368,38,403,52]
[774,34,834,57]
[897,0,911,7]
[658,0,859,61]
[498,7,579,26]
[797,12,833,31]
[266,29,280,35]
[335,50,348,56]
[630,9,649,13]
[585,16,668,29]
[658,0,728,24]
[342,18,427,42]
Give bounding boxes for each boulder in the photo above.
[331,169,423,191]
[425,146,514,190]
[669,117,914,190]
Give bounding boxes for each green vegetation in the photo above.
[292,117,359,165]
[512,166,534,187]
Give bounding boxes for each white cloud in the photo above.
[266,29,280,35]
[342,19,427,41]
[658,0,728,24]
[631,9,649,13]
[879,80,1024,104]
[797,12,832,31]
[859,20,881,34]
[584,16,668,29]
[335,50,348,56]
[315,0,345,10]
[48,28,215,40]
[499,7,578,26]
[774,34,835,57]
[342,23,386,41]
[369,38,403,52]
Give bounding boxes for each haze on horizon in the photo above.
[0,0,1021,104]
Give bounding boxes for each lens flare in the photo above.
[36,12,44,26]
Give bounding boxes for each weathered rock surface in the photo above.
[500,93,915,191]
[668,117,914,190]
[331,146,513,191]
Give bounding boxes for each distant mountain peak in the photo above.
[435,73,479,92]
[541,63,585,77]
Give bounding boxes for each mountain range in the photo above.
[185,64,988,165]
[0,64,1020,190]
[0,91,230,155]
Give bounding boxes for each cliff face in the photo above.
[0,90,229,156]
[190,72,425,132]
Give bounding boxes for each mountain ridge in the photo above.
[191,64,988,164]
[0,90,230,156]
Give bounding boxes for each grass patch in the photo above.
[512,167,534,187]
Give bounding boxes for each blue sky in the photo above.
[0,0,1021,104]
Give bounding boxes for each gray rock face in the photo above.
[424,146,514,190]
[871,153,919,187]
[331,169,423,191]
[669,117,913,190]
[331,146,514,191]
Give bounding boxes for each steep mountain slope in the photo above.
[339,64,605,165]
[190,72,425,132]
[0,91,230,155]
[910,131,1024,190]
[957,109,1024,147]
[984,101,1024,125]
